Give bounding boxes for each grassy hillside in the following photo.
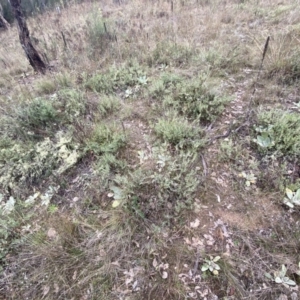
[1,0,300,299]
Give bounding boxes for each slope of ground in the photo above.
[1,0,300,299]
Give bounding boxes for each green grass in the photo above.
[153,113,204,147]
[11,89,87,140]
[97,94,121,117]
[85,123,126,155]
[14,97,59,139]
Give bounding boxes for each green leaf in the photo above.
[110,186,124,200]
[24,192,41,207]
[282,277,296,286]
[265,272,273,280]
[294,189,300,200]
[283,198,294,208]
[248,175,257,183]
[137,76,148,85]
[213,256,221,262]
[293,198,300,206]
[256,134,272,148]
[280,265,287,277]
[201,264,209,272]
[275,277,283,283]
[286,188,294,200]
[112,200,122,208]
[4,197,15,213]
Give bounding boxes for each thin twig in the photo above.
[192,247,200,275]
[250,36,270,100]
[200,153,208,177]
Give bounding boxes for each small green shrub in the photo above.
[12,90,87,139]
[85,64,146,94]
[110,145,201,220]
[57,89,86,122]
[0,136,13,151]
[94,153,127,192]
[148,72,183,100]
[170,78,230,122]
[84,72,115,94]
[154,114,204,147]
[15,98,58,138]
[98,94,121,117]
[150,73,229,123]
[254,109,300,157]
[85,123,126,155]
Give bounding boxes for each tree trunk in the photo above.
[0,4,10,30]
[9,0,46,74]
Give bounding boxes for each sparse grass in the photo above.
[55,72,74,88]
[35,77,57,95]
[3,211,135,299]
[265,32,300,84]
[146,42,197,67]
[198,43,247,75]
[86,9,115,59]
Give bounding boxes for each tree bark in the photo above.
[0,4,10,30]
[9,0,46,74]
